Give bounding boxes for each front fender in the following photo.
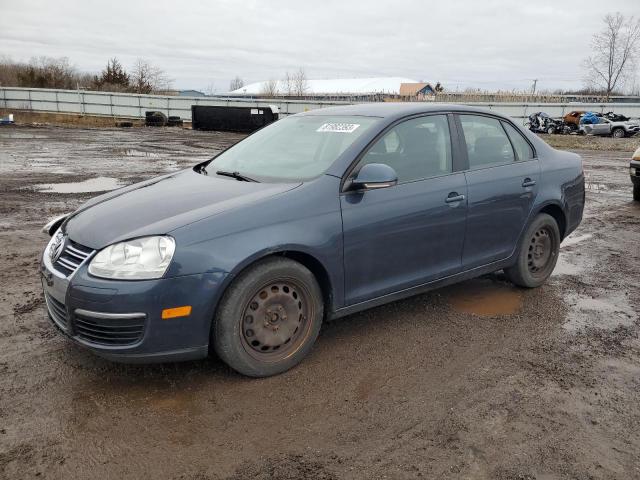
[168,175,345,311]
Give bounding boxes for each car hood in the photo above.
[64,169,300,249]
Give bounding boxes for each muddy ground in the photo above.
[0,125,639,480]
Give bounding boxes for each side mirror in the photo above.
[350,163,398,190]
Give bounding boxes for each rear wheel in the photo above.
[213,257,323,377]
[504,213,560,288]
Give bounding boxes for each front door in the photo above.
[456,114,540,269]
[341,114,467,305]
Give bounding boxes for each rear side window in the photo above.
[459,115,514,169]
[502,122,534,161]
[358,114,452,183]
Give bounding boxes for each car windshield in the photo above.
[205,115,379,182]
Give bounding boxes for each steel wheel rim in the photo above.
[240,278,313,362]
[527,226,556,277]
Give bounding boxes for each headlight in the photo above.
[88,236,175,280]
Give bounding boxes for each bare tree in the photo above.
[130,58,172,94]
[583,13,640,98]
[0,56,82,89]
[292,68,308,96]
[260,78,279,97]
[229,76,244,91]
[282,71,294,96]
[203,83,217,95]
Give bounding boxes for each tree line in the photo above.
[0,56,172,94]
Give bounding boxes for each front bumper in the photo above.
[41,247,228,363]
[631,160,640,186]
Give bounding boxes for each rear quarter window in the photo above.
[502,122,535,161]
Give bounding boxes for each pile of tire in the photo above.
[145,111,167,127]
[167,116,183,127]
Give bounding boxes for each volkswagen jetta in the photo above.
[41,104,585,377]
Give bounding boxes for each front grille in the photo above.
[74,310,146,346]
[54,239,94,277]
[45,293,68,330]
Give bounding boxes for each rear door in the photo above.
[456,114,540,269]
[341,114,467,305]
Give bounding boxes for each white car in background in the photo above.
[580,117,640,138]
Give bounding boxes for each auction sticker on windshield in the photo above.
[316,123,360,133]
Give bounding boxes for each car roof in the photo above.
[298,102,501,121]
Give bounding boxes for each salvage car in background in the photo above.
[580,116,640,138]
[632,147,640,201]
[526,112,562,134]
[563,111,586,133]
[41,104,585,377]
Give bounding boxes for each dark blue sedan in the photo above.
[41,104,585,377]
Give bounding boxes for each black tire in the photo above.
[213,257,324,377]
[634,184,640,201]
[546,126,556,135]
[145,111,167,127]
[612,128,625,139]
[504,213,560,288]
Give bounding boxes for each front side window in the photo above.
[502,122,534,161]
[459,115,515,169]
[357,115,452,183]
[206,115,379,182]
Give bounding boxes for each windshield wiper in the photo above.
[215,170,259,182]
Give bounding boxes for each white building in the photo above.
[229,77,421,97]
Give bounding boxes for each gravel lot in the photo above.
[0,125,639,479]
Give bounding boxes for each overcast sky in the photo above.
[1,0,639,92]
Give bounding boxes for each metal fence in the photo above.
[2,86,640,125]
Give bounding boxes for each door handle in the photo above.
[522,178,537,188]
[445,192,465,204]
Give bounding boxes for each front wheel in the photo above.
[213,257,324,377]
[612,128,625,139]
[504,213,561,288]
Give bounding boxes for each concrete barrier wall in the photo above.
[2,86,640,125]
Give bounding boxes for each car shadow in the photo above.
[65,272,525,387]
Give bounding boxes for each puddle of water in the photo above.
[553,234,593,277]
[32,176,123,193]
[113,148,160,158]
[563,292,636,332]
[585,182,609,193]
[553,255,582,276]
[562,233,593,247]
[0,132,48,139]
[445,279,523,316]
[28,162,58,168]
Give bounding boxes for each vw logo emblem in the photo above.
[49,232,65,263]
